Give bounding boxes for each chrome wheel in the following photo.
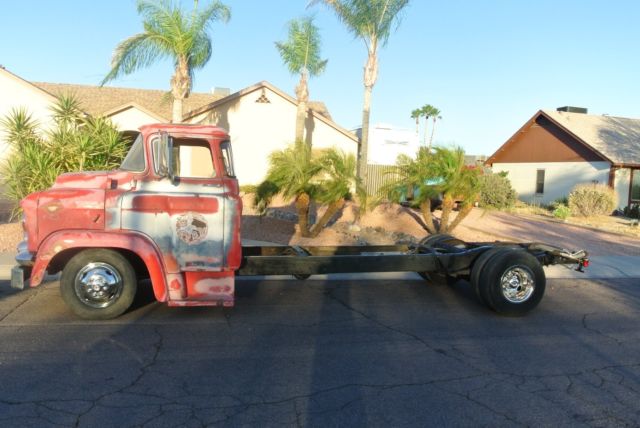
[500,266,535,303]
[74,262,123,309]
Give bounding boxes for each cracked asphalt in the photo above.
[1,274,639,427]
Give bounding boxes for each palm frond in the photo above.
[275,16,327,77]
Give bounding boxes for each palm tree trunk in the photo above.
[423,116,429,147]
[439,195,456,234]
[429,117,437,148]
[359,47,378,189]
[447,203,473,232]
[419,200,437,234]
[172,98,183,123]
[294,71,309,144]
[309,199,345,237]
[171,57,191,123]
[359,85,372,186]
[295,193,312,237]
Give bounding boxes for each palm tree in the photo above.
[309,148,365,237]
[254,143,362,238]
[312,0,409,185]
[101,0,230,123]
[275,17,328,144]
[410,108,421,135]
[426,106,442,149]
[420,104,432,147]
[430,146,479,233]
[380,145,480,234]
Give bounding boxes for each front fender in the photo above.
[30,230,168,302]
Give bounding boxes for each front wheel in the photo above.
[60,249,137,320]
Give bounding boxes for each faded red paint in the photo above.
[20,123,242,310]
[130,195,220,214]
[30,230,169,302]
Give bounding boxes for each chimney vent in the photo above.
[212,87,230,97]
[557,106,588,114]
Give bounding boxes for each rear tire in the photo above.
[60,249,137,320]
[476,250,545,316]
[470,247,509,306]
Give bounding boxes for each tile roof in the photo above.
[32,82,222,121]
[32,81,334,123]
[542,110,640,165]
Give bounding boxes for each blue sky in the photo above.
[1,0,639,156]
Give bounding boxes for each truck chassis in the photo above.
[237,234,588,316]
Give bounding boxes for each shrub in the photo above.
[552,203,571,220]
[479,172,517,209]
[240,184,258,194]
[568,184,617,217]
[623,204,640,220]
[1,96,130,217]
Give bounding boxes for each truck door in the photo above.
[120,133,228,273]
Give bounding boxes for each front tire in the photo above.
[60,249,137,320]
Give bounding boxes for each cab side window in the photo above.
[175,139,218,179]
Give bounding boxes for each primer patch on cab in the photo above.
[176,212,208,245]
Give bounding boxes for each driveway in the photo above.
[1,276,639,426]
[459,210,640,257]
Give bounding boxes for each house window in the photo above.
[631,169,640,202]
[535,169,545,194]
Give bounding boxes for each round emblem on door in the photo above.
[176,212,208,245]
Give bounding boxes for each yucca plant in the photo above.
[1,96,130,218]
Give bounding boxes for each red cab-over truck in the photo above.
[11,124,589,319]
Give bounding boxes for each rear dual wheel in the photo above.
[471,248,545,316]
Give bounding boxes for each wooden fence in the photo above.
[365,164,401,196]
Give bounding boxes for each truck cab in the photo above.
[14,124,242,319]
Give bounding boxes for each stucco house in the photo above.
[0,66,357,187]
[486,107,640,209]
[184,81,357,184]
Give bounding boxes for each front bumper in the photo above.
[11,265,32,290]
[11,240,34,290]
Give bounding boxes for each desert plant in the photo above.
[623,203,640,220]
[552,203,571,220]
[1,97,130,217]
[380,145,481,234]
[254,142,363,237]
[568,183,617,217]
[479,172,517,209]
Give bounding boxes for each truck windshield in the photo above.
[120,134,145,172]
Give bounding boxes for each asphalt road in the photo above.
[1,274,639,427]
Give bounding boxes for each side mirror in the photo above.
[154,132,174,180]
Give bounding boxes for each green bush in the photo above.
[240,184,258,194]
[552,203,571,220]
[1,95,130,217]
[479,172,517,209]
[623,204,640,219]
[568,183,617,217]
